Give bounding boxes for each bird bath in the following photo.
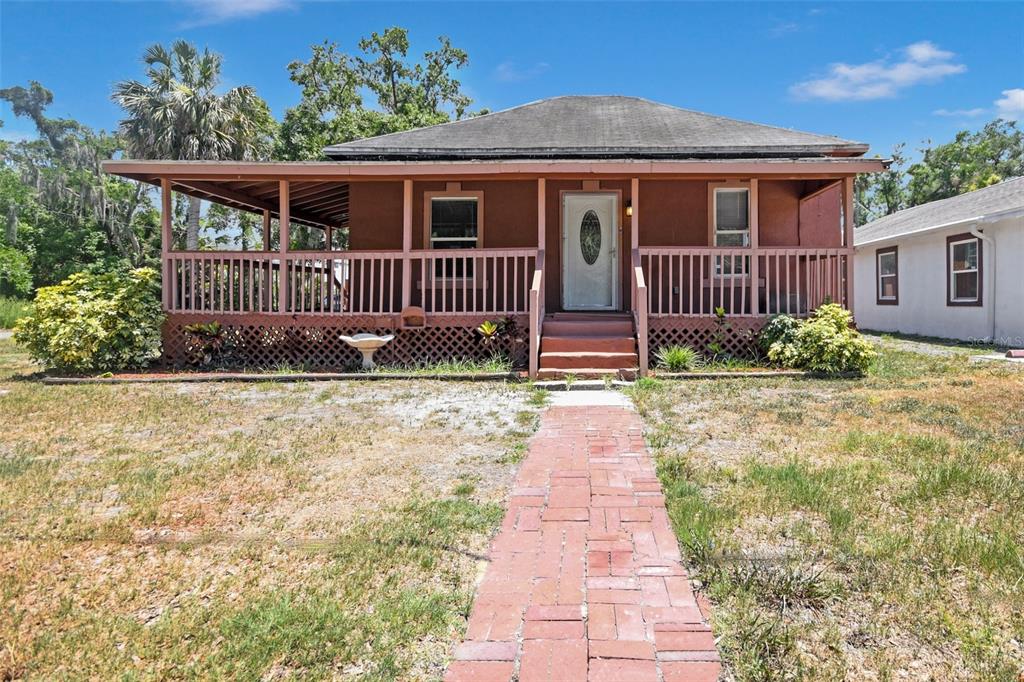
[339,333,395,369]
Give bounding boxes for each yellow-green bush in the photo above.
[766,304,876,374]
[14,268,163,373]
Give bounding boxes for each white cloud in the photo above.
[933,107,987,118]
[493,60,550,83]
[995,88,1024,121]
[790,41,966,101]
[768,21,801,38]
[180,0,292,27]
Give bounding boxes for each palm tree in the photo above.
[113,41,275,249]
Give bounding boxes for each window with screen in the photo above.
[714,188,750,276]
[948,235,981,305]
[876,247,898,305]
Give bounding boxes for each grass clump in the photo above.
[655,344,703,372]
[0,296,32,329]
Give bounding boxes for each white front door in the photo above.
[562,193,619,310]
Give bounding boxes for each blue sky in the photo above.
[2,1,1023,159]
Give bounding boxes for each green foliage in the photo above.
[113,40,277,251]
[856,120,1024,226]
[0,245,32,297]
[655,344,702,372]
[757,314,801,355]
[0,88,160,287]
[183,320,236,368]
[277,28,476,161]
[0,296,32,329]
[766,304,876,374]
[907,120,1024,205]
[13,268,164,372]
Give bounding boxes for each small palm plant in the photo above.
[655,344,702,372]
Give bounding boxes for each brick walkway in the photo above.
[445,404,720,682]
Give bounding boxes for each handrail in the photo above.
[529,250,545,379]
[633,258,648,376]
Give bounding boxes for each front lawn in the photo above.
[0,337,542,680]
[630,340,1024,681]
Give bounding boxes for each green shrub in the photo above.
[758,314,800,354]
[0,245,32,298]
[14,268,164,373]
[0,296,32,329]
[655,344,703,372]
[767,304,876,374]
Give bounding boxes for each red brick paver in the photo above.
[444,405,721,682]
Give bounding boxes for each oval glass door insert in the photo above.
[580,210,602,265]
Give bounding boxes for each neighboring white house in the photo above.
[854,177,1024,346]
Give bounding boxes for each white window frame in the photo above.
[877,249,897,303]
[712,187,751,278]
[428,196,480,250]
[949,237,980,303]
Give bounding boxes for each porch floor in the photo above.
[444,403,720,682]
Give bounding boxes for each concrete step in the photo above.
[543,319,634,336]
[541,334,636,354]
[537,367,638,381]
[540,351,638,370]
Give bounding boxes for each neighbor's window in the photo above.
[947,235,981,305]
[876,247,898,305]
[430,197,479,277]
[714,187,750,276]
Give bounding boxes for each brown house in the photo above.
[103,96,885,377]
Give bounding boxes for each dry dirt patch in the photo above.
[0,339,542,679]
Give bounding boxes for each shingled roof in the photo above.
[855,177,1024,246]
[323,95,869,161]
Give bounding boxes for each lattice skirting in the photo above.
[162,313,529,369]
[647,317,767,368]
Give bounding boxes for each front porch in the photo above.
[105,161,864,376]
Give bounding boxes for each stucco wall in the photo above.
[854,216,1023,344]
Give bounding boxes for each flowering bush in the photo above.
[14,268,163,373]
[765,304,876,374]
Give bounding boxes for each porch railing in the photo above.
[163,248,538,317]
[638,247,850,318]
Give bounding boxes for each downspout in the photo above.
[969,224,996,343]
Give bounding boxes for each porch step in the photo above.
[543,319,634,336]
[540,351,638,370]
[542,334,637,354]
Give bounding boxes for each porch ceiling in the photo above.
[140,175,349,231]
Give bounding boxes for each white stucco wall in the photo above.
[854,216,1023,345]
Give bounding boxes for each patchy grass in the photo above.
[370,355,515,375]
[630,341,1024,681]
[0,338,542,680]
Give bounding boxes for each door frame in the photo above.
[560,190,622,311]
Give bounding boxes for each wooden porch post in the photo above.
[537,177,546,304]
[261,210,271,251]
[401,179,413,310]
[278,180,290,313]
[630,177,648,375]
[750,178,760,316]
[529,178,546,380]
[843,176,855,314]
[160,178,172,310]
